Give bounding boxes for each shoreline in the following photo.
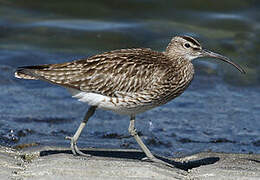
[1,145,259,179]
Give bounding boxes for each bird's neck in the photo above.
[170,57,194,92]
[163,51,195,82]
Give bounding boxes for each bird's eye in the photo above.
[184,43,191,48]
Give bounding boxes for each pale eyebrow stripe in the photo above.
[181,36,201,47]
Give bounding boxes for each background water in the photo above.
[0,0,259,157]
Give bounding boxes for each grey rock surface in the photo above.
[0,145,259,180]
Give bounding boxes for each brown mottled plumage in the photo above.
[15,48,195,115]
[15,36,245,167]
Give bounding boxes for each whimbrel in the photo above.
[15,35,245,167]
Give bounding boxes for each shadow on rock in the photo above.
[39,148,220,171]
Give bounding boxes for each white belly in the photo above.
[68,89,155,115]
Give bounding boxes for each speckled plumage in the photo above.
[15,35,244,167]
[15,47,194,115]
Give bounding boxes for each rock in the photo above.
[0,145,259,179]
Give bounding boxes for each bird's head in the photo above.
[165,35,245,74]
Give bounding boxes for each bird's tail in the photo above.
[14,62,83,90]
[14,65,51,80]
[14,63,80,90]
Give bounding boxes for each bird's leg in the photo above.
[65,106,96,156]
[128,115,174,168]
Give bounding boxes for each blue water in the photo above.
[0,1,259,157]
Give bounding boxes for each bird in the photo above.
[15,35,245,167]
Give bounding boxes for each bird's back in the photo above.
[15,48,194,114]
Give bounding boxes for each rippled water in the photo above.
[0,1,259,157]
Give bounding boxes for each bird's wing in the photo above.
[15,48,177,101]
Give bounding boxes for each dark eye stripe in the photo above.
[181,36,201,47]
[193,47,201,50]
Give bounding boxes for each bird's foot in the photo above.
[65,136,91,157]
[129,127,138,136]
[142,156,174,168]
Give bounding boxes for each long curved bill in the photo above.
[201,49,245,74]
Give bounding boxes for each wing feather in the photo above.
[15,49,178,103]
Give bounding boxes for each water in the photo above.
[0,1,259,157]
